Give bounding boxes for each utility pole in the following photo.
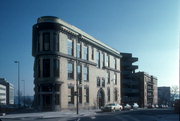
[21,80,25,107]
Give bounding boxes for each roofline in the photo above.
[37,16,121,57]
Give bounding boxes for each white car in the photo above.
[124,104,131,110]
[132,103,139,109]
[101,103,123,112]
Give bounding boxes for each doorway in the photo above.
[97,88,105,109]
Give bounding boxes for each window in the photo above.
[53,59,59,77]
[78,87,82,104]
[77,64,82,83]
[114,73,117,85]
[107,71,110,84]
[37,59,41,77]
[68,61,74,79]
[37,33,40,52]
[67,39,73,56]
[83,65,88,82]
[77,42,81,58]
[100,52,104,68]
[83,44,88,60]
[114,88,118,101]
[96,50,100,68]
[68,86,74,104]
[105,54,109,67]
[55,84,60,92]
[55,94,60,105]
[53,32,59,51]
[43,59,50,77]
[42,84,52,92]
[97,78,101,87]
[112,57,116,69]
[43,32,50,51]
[115,58,117,69]
[91,47,94,60]
[84,87,89,103]
[102,78,105,87]
[107,88,110,102]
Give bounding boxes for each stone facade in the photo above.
[32,16,121,111]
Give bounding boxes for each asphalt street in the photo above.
[1,109,179,121]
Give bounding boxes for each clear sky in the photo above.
[0,0,179,96]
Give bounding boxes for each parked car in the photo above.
[132,103,139,109]
[124,104,131,110]
[101,103,123,112]
[147,104,155,108]
[155,104,159,108]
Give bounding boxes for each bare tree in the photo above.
[171,85,179,101]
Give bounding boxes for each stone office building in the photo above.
[32,16,121,111]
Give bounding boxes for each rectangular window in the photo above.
[68,61,74,79]
[100,52,103,68]
[114,89,118,101]
[43,32,50,51]
[83,65,88,82]
[107,88,110,102]
[67,39,73,56]
[105,54,109,67]
[53,32,59,51]
[79,87,82,104]
[84,87,89,103]
[114,73,117,85]
[77,64,82,83]
[112,57,116,69]
[102,79,105,87]
[43,59,50,77]
[37,59,41,77]
[96,50,100,68]
[115,58,117,69]
[91,47,94,60]
[97,78,101,87]
[53,59,59,77]
[37,33,40,52]
[107,71,110,84]
[68,87,74,104]
[77,42,81,58]
[83,45,88,60]
[55,94,60,105]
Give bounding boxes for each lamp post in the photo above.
[14,61,20,108]
[21,80,25,107]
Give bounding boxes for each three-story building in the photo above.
[32,16,121,111]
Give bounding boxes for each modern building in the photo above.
[32,16,122,111]
[158,86,170,106]
[120,53,139,105]
[133,72,158,107]
[0,84,6,105]
[0,78,14,105]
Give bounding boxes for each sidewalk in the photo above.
[0,109,100,120]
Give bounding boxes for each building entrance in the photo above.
[42,94,52,110]
[97,88,105,109]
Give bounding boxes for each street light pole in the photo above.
[14,61,20,108]
[21,80,25,107]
